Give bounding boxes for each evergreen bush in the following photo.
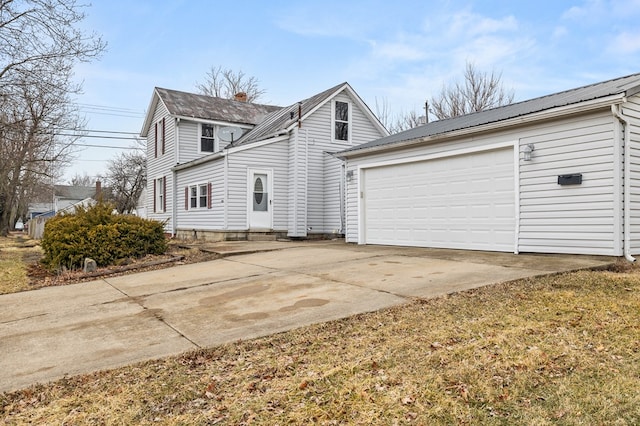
[41,202,167,270]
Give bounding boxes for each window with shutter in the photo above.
[154,122,158,158]
[161,118,166,155]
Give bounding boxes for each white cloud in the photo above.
[447,11,518,37]
[609,31,640,54]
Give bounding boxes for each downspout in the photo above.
[224,149,229,230]
[172,118,180,238]
[612,104,636,262]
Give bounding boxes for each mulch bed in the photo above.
[25,243,219,288]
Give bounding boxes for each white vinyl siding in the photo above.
[226,140,289,231]
[300,92,385,235]
[175,160,224,231]
[623,95,640,254]
[518,111,617,255]
[177,121,199,164]
[147,102,174,232]
[287,127,307,237]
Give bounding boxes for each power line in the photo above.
[55,133,143,140]
[75,143,142,150]
[55,128,142,135]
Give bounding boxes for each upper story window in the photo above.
[334,101,349,142]
[200,123,216,153]
[154,118,165,157]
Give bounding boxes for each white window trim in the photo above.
[332,100,352,143]
[155,176,165,213]
[188,182,209,209]
[198,123,217,154]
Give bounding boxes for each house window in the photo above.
[188,183,209,208]
[155,177,165,213]
[190,186,197,208]
[199,184,208,208]
[200,123,215,153]
[155,118,165,157]
[334,101,349,141]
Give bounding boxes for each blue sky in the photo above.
[66,0,640,183]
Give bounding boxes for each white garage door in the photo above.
[363,147,515,252]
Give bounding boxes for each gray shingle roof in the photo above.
[341,72,640,154]
[54,185,96,200]
[155,87,282,125]
[232,82,349,146]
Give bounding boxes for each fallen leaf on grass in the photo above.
[401,395,414,405]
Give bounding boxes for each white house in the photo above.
[340,72,640,259]
[140,83,387,240]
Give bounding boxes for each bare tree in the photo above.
[104,151,146,214]
[195,66,266,102]
[429,61,514,120]
[0,0,105,235]
[68,173,95,187]
[374,97,425,134]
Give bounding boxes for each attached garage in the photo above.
[362,145,515,251]
[341,72,640,258]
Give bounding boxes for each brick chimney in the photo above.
[95,180,102,200]
[234,92,247,102]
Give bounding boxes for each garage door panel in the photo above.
[363,147,515,252]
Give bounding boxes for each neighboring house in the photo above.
[53,183,103,212]
[140,83,387,240]
[340,72,640,259]
[27,181,104,238]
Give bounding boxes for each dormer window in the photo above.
[200,123,215,153]
[334,101,349,142]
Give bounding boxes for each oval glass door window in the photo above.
[253,175,268,211]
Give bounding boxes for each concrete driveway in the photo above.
[0,240,614,392]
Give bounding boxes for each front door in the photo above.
[248,169,272,229]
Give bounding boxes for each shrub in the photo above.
[41,202,167,270]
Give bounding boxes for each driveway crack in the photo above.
[100,278,202,349]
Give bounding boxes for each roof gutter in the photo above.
[172,152,224,171]
[612,102,636,262]
[340,94,626,159]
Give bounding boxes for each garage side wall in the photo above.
[622,95,640,254]
[518,111,617,255]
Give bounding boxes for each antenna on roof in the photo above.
[218,126,243,142]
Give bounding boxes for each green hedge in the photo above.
[41,202,167,270]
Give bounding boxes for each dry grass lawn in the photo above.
[0,234,41,294]
[1,264,639,425]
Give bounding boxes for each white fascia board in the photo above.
[284,84,349,133]
[172,152,224,171]
[356,140,515,170]
[342,94,626,159]
[140,88,161,137]
[226,134,289,154]
[342,83,389,136]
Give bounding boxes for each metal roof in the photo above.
[155,87,282,125]
[232,82,349,146]
[341,71,640,155]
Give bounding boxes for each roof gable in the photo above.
[232,82,388,146]
[342,71,640,154]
